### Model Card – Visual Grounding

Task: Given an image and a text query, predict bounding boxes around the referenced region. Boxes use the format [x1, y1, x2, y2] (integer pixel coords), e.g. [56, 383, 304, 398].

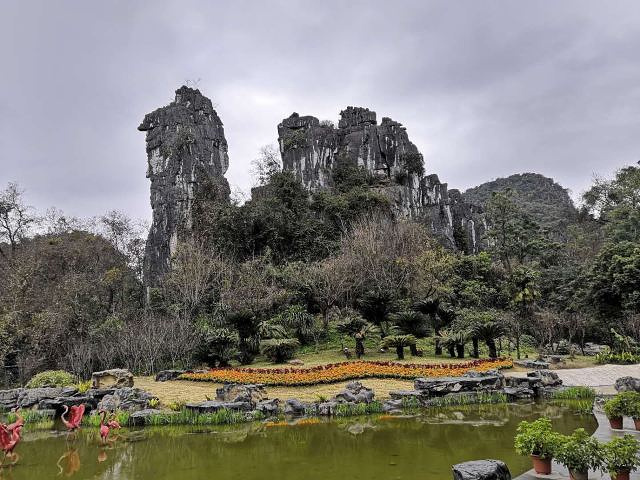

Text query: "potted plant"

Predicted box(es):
[604, 395, 626, 429]
[603, 435, 640, 480]
[622, 392, 640, 430]
[514, 418, 562, 474]
[555, 429, 603, 480]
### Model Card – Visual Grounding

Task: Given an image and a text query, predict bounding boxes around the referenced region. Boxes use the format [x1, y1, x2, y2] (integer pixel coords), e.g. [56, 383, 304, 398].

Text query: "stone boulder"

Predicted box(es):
[502, 386, 535, 401]
[0, 388, 24, 410]
[38, 395, 97, 415]
[382, 399, 404, 413]
[526, 370, 561, 387]
[17, 387, 76, 408]
[91, 369, 134, 389]
[284, 398, 309, 416]
[334, 381, 375, 404]
[615, 377, 640, 392]
[414, 375, 503, 396]
[514, 359, 550, 370]
[318, 400, 340, 416]
[255, 399, 280, 416]
[452, 460, 511, 480]
[129, 408, 165, 426]
[97, 388, 157, 412]
[154, 370, 185, 382]
[216, 384, 266, 408]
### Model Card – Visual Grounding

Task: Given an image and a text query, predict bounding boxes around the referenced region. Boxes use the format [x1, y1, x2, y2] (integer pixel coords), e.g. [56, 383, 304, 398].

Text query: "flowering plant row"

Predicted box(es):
[179, 358, 513, 386]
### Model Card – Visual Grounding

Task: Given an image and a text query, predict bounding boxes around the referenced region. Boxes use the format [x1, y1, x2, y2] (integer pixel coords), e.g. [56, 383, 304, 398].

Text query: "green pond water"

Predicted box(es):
[1, 402, 595, 480]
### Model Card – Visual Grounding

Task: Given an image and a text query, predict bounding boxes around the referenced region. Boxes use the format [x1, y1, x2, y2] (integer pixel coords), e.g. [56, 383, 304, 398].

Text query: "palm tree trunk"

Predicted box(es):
[409, 343, 418, 356]
[434, 337, 442, 356]
[472, 338, 479, 358]
[486, 339, 497, 359]
[396, 346, 405, 360]
[456, 343, 465, 358]
[447, 345, 456, 358]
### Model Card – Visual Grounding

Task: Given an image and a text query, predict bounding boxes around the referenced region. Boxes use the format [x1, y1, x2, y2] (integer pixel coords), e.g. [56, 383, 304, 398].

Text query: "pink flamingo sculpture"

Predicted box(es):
[61, 404, 85, 432]
[0, 424, 23, 466]
[99, 410, 110, 444]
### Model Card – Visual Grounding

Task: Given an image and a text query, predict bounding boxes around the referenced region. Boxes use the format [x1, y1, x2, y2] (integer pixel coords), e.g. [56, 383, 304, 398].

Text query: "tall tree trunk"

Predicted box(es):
[516, 335, 521, 360]
[434, 337, 442, 356]
[472, 338, 479, 358]
[486, 339, 497, 359]
[396, 346, 405, 360]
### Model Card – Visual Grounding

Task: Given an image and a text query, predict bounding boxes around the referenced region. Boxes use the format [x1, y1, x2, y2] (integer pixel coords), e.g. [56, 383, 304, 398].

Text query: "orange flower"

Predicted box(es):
[179, 358, 513, 386]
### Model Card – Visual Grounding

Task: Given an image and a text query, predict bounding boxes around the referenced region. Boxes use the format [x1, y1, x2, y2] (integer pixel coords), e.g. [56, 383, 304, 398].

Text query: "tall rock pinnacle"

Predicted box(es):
[139, 86, 230, 290]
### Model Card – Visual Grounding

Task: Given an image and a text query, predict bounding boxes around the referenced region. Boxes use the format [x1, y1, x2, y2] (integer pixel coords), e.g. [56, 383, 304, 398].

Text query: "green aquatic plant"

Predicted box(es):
[552, 387, 596, 400]
[4, 409, 54, 430]
[334, 401, 384, 417]
[427, 392, 507, 407]
[142, 408, 264, 426]
[82, 410, 131, 427]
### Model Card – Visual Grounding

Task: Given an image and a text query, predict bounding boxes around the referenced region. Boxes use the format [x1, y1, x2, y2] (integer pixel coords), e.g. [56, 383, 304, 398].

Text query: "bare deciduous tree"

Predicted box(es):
[0, 182, 37, 257]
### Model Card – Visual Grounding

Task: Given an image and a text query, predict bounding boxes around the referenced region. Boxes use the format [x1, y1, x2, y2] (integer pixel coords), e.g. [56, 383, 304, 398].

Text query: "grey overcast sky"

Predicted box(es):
[0, 1, 638, 221]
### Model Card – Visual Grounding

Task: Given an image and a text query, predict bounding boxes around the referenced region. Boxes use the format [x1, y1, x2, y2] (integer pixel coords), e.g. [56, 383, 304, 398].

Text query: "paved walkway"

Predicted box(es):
[509, 364, 640, 393]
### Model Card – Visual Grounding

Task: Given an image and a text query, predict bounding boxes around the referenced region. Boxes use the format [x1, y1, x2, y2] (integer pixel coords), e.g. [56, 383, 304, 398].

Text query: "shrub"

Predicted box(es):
[603, 435, 640, 474]
[555, 429, 603, 473]
[514, 418, 562, 459]
[595, 351, 640, 365]
[380, 335, 417, 360]
[196, 327, 238, 367]
[26, 370, 76, 388]
[75, 380, 92, 393]
[604, 392, 640, 419]
[261, 338, 300, 363]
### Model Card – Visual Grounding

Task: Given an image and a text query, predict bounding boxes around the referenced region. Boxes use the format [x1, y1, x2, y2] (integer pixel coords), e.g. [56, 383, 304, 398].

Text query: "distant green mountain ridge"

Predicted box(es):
[463, 172, 578, 238]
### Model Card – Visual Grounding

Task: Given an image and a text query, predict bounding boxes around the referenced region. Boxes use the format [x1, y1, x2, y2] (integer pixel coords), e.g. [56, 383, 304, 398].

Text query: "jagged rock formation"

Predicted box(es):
[278, 107, 485, 251]
[139, 86, 230, 289]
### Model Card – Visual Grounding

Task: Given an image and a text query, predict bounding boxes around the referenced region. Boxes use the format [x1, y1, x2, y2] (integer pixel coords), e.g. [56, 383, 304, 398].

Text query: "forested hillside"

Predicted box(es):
[464, 173, 578, 238]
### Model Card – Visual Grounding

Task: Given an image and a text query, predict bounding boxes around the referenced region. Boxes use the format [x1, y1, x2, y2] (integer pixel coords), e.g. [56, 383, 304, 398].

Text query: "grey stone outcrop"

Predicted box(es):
[452, 459, 511, 480]
[91, 369, 134, 389]
[615, 376, 640, 392]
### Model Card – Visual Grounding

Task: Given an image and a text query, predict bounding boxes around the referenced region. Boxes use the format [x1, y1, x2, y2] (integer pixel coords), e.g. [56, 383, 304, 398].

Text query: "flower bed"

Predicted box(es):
[179, 358, 513, 386]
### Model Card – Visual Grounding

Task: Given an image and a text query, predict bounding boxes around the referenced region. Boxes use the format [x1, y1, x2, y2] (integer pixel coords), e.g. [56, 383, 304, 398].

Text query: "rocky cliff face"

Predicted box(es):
[278, 107, 485, 252]
[139, 86, 230, 289]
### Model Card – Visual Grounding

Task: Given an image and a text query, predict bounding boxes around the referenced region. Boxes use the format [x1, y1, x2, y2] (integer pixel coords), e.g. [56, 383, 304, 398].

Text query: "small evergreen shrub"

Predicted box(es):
[555, 429, 603, 473]
[604, 392, 640, 419]
[26, 370, 76, 388]
[604, 435, 640, 474]
[261, 338, 300, 363]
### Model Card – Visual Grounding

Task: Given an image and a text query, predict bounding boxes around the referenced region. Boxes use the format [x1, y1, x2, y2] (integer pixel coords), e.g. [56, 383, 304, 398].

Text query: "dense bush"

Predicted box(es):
[261, 338, 300, 363]
[26, 370, 76, 388]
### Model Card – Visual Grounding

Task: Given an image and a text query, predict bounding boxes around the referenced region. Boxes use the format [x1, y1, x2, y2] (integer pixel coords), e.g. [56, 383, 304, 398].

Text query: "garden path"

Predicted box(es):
[508, 364, 640, 393]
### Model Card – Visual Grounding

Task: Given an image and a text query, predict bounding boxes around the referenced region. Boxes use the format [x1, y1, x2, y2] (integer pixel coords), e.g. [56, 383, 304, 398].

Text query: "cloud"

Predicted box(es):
[0, 0, 637, 219]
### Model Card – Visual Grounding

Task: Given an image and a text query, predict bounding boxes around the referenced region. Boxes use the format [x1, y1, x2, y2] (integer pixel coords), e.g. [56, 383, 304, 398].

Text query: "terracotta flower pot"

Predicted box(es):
[609, 416, 624, 429]
[634, 418, 640, 430]
[530, 454, 552, 475]
[613, 470, 630, 480]
[569, 469, 589, 480]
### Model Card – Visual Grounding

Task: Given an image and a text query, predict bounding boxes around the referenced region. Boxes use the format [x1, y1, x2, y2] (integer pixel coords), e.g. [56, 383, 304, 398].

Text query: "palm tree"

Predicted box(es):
[412, 299, 454, 355]
[381, 334, 417, 360]
[470, 321, 506, 358]
[336, 312, 377, 358]
[359, 290, 398, 337]
[439, 329, 468, 358]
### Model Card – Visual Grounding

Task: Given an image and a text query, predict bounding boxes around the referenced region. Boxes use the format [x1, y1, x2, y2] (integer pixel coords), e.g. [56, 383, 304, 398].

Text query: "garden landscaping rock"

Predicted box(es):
[502, 386, 534, 400]
[91, 369, 134, 389]
[614, 376, 640, 392]
[97, 388, 157, 412]
[129, 408, 164, 426]
[255, 399, 280, 416]
[155, 370, 185, 382]
[526, 369, 561, 387]
[216, 384, 266, 407]
[334, 381, 375, 403]
[38, 395, 97, 414]
[382, 399, 404, 413]
[0, 388, 24, 409]
[17, 387, 75, 408]
[284, 398, 309, 416]
[414, 374, 503, 396]
[318, 400, 340, 416]
[514, 359, 549, 370]
[452, 459, 511, 480]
